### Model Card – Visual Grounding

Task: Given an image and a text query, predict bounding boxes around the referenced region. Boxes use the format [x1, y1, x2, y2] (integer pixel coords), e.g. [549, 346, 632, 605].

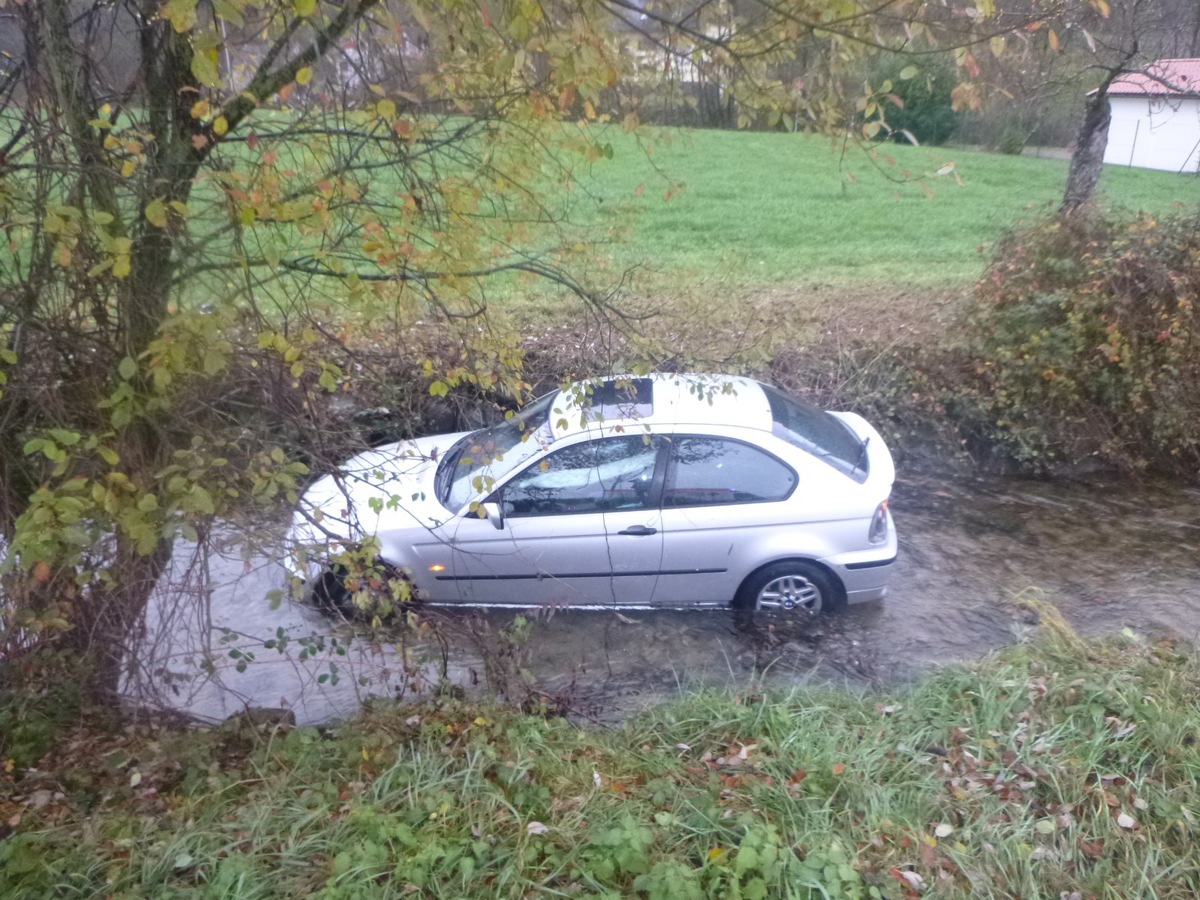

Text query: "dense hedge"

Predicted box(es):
[959, 212, 1200, 475]
[875, 59, 962, 146]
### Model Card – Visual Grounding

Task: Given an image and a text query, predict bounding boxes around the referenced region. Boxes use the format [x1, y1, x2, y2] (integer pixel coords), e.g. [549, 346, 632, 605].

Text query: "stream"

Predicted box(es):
[130, 469, 1200, 724]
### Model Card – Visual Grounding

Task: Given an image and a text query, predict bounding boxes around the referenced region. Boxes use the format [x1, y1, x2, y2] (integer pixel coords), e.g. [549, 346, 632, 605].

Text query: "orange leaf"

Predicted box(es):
[32, 561, 51, 583]
[832, 762, 847, 776]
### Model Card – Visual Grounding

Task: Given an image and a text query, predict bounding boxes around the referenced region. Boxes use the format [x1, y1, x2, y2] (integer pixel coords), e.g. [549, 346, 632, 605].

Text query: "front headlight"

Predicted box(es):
[868, 499, 889, 544]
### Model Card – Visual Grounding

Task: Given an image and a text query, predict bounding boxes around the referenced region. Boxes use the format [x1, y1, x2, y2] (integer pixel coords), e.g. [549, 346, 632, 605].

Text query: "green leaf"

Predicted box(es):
[192, 51, 220, 88]
[214, 0, 245, 27]
[118, 356, 138, 380]
[187, 484, 215, 515]
[48, 428, 81, 446]
[735, 845, 759, 876]
[161, 0, 198, 32]
[294, 0, 317, 16]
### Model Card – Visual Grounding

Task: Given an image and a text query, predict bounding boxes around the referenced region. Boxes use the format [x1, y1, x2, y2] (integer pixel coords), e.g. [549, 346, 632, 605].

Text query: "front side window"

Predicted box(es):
[663, 437, 796, 508]
[501, 436, 659, 517]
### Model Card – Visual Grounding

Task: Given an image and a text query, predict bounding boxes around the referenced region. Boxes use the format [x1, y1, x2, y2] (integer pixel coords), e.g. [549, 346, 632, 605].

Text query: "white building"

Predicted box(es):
[1103, 58, 1200, 173]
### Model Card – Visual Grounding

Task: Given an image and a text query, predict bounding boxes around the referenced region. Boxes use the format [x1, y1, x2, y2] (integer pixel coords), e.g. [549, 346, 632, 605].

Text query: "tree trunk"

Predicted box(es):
[57, 537, 174, 704]
[1061, 88, 1111, 215]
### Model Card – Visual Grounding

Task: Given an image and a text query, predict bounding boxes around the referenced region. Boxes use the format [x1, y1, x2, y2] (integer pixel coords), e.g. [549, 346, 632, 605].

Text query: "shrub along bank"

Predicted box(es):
[954, 212, 1200, 476]
[2, 603, 1199, 899]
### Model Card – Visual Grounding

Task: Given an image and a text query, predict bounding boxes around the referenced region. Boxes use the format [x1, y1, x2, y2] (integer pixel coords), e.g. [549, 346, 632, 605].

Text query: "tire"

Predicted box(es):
[735, 561, 845, 614]
[311, 564, 354, 616]
[310, 562, 414, 620]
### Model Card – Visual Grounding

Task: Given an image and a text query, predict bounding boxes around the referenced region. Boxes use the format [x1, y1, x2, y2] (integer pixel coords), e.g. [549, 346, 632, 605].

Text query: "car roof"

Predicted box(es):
[548, 373, 773, 437]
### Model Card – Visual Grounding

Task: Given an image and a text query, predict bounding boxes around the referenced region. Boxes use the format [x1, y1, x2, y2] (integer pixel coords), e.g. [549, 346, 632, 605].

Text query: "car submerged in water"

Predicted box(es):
[287, 373, 896, 616]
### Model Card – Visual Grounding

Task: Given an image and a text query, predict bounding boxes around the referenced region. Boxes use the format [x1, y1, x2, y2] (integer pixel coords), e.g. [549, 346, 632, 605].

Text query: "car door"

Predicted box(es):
[652, 435, 799, 606]
[443, 435, 665, 606]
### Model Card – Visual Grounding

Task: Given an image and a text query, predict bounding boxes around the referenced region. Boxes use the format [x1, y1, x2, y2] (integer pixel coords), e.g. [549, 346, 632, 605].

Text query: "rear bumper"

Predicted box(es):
[838, 555, 895, 603]
[824, 521, 897, 605]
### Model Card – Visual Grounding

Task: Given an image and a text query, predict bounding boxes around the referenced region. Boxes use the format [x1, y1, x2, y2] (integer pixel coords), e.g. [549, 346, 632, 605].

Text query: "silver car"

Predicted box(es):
[288, 373, 896, 615]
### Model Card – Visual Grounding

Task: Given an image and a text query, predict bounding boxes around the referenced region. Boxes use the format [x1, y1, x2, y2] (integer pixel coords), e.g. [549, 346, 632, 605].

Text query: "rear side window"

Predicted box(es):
[761, 385, 868, 482]
[663, 437, 795, 508]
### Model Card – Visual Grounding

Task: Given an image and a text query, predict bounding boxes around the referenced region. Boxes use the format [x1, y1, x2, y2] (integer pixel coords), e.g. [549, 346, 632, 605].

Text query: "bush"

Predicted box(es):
[960, 212, 1200, 474]
[874, 59, 962, 146]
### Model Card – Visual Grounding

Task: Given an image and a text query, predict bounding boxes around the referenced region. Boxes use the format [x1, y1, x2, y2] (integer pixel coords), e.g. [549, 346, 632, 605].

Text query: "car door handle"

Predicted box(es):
[618, 525, 657, 536]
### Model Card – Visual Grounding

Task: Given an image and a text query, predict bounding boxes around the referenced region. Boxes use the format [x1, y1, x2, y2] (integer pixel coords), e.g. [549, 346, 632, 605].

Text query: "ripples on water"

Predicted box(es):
[129, 472, 1200, 724]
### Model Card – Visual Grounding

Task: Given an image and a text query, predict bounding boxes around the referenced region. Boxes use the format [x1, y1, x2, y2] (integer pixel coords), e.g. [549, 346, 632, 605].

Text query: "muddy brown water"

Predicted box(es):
[131, 470, 1200, 724]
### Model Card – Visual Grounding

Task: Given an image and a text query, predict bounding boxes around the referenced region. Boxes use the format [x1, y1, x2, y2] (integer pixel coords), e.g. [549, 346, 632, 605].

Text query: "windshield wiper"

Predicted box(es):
[853, 436, 870, 478]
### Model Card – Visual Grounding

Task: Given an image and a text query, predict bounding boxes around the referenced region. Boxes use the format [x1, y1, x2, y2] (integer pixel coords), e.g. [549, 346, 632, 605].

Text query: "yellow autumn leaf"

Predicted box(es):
[121, 160, 137, 178]
[296, 66, 313, 86]
[213, 116, 229, 136]
[191, 99, 211, 119]
[377, 98, 396, 119]
[145, 198, 168, 228]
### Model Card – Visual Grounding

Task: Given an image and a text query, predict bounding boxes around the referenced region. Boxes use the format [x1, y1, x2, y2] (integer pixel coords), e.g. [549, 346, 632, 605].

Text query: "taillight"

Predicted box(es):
[868, 499, 889, 544]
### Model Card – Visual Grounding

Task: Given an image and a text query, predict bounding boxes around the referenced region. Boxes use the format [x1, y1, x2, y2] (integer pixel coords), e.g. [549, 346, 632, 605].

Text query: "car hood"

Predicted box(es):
[292, 431, 471, 548]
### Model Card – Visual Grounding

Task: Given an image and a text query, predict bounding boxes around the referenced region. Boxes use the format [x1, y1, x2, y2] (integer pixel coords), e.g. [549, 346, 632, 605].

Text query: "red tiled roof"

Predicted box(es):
[1109, 59, 1200, 96]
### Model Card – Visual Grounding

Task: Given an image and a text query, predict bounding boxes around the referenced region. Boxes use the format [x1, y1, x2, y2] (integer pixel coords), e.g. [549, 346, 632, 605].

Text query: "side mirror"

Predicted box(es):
[481, 501, 505, 530]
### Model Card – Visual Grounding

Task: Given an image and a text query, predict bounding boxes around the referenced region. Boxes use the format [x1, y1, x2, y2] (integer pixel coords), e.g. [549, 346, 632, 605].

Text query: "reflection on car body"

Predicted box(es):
[287, 373, 897, 615]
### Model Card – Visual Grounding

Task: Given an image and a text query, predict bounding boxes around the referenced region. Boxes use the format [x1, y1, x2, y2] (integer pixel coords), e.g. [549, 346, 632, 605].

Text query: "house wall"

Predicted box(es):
[1104, 95, 1200, 173]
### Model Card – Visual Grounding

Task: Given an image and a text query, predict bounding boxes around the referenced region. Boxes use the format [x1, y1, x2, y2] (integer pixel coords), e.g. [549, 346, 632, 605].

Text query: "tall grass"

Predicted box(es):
[5, 602, 1199, 898]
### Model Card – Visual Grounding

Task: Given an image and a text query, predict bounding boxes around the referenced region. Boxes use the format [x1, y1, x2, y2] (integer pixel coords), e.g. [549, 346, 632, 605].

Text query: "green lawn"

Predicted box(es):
[569, 127, 1200, 288]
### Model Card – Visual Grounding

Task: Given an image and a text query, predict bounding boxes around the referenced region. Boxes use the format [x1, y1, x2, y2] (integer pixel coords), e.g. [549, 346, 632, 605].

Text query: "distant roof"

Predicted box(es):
[1109, 59, 1200, 97]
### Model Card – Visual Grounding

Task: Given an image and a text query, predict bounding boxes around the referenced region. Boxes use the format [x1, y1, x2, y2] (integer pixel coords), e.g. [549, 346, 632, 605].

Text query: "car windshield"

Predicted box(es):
[762, 385, 868, 482]
[435, 391, 557, 511]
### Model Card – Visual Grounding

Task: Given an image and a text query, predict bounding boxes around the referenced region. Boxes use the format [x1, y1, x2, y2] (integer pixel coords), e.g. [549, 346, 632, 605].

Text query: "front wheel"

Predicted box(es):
[735, 561, 844, 614]
[308, 561, 415, 621]
[311, 564, 354, 616]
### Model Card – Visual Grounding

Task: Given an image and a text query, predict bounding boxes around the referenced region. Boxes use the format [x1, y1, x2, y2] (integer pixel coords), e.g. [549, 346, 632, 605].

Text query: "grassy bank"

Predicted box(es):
[4, 604, 1199, 899]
